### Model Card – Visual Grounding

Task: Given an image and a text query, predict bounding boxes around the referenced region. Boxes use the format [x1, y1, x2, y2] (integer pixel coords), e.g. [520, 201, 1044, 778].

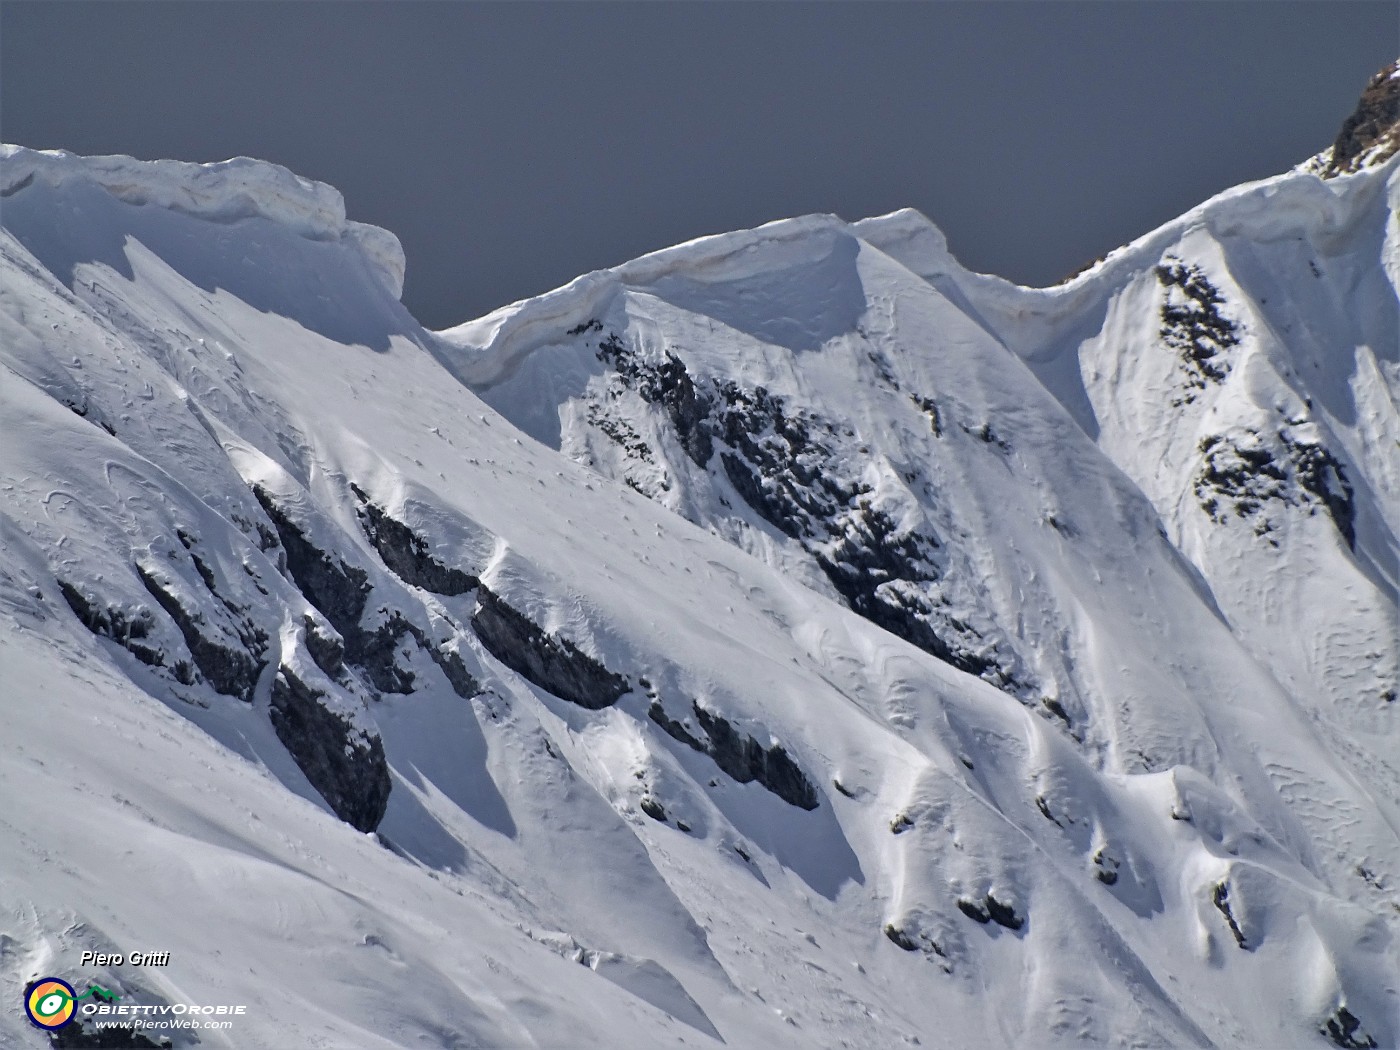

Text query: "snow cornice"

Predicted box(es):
[0, 144, 406, 299]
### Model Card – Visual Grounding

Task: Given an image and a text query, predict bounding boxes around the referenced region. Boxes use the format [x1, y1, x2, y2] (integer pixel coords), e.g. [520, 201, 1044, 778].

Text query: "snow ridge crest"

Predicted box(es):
[0, 144, 406, 298]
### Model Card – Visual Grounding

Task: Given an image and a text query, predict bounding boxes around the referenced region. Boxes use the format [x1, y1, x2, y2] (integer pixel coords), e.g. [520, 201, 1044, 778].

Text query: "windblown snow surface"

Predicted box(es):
[2, 99, 1397, 1050]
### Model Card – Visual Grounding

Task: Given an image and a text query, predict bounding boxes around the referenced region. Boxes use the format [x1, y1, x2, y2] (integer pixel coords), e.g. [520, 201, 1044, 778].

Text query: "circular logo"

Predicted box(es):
[25, 978, 77, 1030]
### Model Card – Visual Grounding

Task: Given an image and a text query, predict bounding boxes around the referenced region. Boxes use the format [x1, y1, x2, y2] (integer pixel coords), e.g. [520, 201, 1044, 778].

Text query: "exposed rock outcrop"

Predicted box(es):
[597, 334, 715, 468]
[588, 332, 1032, 696]
[302, 613, 345, 678]
[957, 894, 1025, 931]
[649, 700, 818, 810]
[471, 586, 627, 709]
[881, 921, 951, 971]
[1155, 258, 1239, 401]
[269, 665, 391, 832]
[1286, 432, 1355, 549]
[639, 797, 668, 823]
[134, 565, 266, 701]
[1092, 847, 1121, 886]
[252, 486, 371, 638]
[350, 484, 478, 595]
[428, 642, 482, 699]
[1321, 1005, 1379, 1049]
[348, 610, 418, 694]
[56, 580, 168, 672]
[1195, 427, 1355, 549]
[883, 923, 920, 951]
[1314, 59, 1400, 178]
[251, 486, 419, 694]
[1211, 881, 1247, 949]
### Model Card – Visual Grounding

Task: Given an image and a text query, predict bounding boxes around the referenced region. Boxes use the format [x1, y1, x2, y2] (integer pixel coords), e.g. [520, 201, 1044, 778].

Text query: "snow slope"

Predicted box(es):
[2, 105, 1397, 1050]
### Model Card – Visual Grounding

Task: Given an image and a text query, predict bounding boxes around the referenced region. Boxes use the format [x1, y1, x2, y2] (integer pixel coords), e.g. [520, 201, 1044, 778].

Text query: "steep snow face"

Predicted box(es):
[3, 139, 1398, 1050]
[437, 151, 1398, 1048]
[858, 158, 1400, 779]
[439, 156, 1398, 761]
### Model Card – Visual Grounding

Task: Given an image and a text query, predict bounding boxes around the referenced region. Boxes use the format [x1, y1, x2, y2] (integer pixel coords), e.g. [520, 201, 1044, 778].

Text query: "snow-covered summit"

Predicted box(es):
[441, 213, 863, 385]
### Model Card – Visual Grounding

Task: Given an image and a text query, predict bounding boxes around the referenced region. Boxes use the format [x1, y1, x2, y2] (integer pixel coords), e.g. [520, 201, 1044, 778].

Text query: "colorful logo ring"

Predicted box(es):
[26, 977, 78, 1030]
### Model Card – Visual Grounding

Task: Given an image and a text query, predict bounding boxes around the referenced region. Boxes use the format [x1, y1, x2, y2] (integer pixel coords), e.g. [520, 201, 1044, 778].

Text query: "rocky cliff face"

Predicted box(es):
[270, 664, 392, 832]
[1311, 59, 1400, 177]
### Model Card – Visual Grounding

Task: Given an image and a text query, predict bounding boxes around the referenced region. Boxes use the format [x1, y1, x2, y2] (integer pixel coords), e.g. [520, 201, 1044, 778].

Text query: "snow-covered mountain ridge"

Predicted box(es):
[441, 130, 1397, 753]
[2, 65, 1397, 1050]
[0, 144, 407, 297]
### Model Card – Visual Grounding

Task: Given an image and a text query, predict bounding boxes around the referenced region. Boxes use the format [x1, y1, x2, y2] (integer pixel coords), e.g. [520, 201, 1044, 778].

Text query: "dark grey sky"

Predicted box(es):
[2, 3, 1394, 329]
